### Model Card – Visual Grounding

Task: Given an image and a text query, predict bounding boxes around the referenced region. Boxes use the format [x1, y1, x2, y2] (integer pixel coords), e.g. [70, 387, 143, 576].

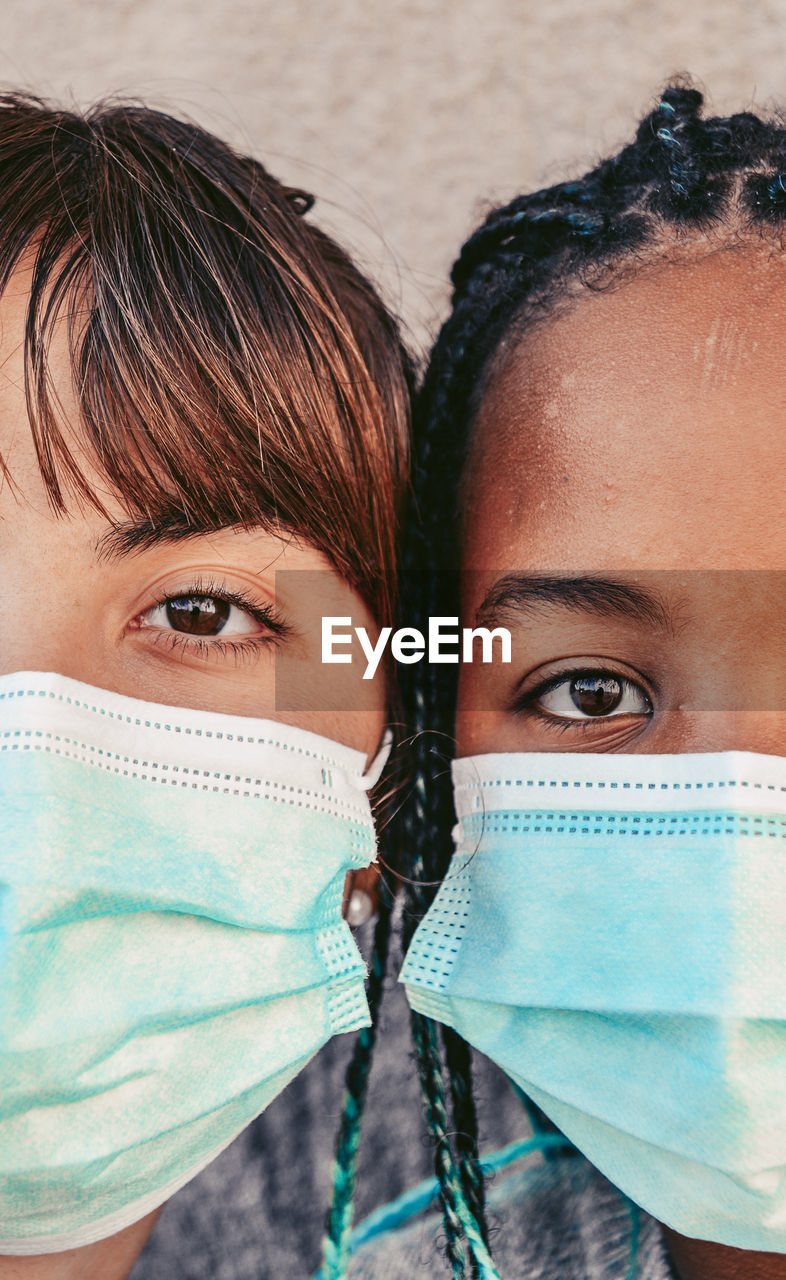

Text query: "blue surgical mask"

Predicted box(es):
[401, 749, 786, 1253]
[0, 671, 387, 1255]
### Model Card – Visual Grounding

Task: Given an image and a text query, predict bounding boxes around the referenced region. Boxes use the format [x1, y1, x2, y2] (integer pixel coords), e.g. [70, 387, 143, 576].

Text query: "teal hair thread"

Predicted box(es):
[622, 1191, 641, 1280]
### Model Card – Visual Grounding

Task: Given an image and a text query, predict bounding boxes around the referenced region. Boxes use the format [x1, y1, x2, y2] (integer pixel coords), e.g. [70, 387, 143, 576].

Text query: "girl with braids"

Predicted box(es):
[342, 82, 786, 1280]
[0, 91, 412, 1280]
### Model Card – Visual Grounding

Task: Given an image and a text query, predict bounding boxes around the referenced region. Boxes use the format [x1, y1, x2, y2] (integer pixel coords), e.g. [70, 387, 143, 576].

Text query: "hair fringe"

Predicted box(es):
[0, 90, 411, 626]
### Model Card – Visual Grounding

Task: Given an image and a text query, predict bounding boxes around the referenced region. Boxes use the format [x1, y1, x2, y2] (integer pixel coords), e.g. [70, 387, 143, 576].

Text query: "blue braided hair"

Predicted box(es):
[399, 79, 786, 1274]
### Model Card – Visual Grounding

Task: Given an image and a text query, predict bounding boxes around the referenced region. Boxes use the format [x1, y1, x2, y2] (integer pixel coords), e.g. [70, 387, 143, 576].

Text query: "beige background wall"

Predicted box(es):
[5, 0, 786, 353]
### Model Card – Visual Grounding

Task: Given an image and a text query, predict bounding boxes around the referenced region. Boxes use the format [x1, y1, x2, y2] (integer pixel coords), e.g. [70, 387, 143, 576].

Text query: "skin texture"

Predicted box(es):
[456, 246, 786, 1280]
[0, 267, 385, 1278]
[0, 1218, 161, 1280]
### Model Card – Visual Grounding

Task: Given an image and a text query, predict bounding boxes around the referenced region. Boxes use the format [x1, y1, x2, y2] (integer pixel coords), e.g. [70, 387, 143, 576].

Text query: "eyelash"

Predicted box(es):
[135, 578, 290, 664]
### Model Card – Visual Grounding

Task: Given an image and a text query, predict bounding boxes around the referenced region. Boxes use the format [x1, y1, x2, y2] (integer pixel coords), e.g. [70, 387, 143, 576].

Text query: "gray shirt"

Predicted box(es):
[348, 1153, 677, 1279]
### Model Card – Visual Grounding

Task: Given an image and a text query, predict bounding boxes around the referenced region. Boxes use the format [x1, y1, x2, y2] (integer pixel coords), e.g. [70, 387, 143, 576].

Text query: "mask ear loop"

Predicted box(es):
[357, 728, 394, 791]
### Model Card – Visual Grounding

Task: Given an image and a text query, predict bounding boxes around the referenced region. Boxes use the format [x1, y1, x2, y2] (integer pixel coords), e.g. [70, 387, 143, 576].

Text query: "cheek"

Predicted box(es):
[0, 516, 113, 680]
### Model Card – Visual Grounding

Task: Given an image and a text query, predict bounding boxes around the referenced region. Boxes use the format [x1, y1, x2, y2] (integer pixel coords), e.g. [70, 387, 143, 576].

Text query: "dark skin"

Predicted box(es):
[456, 246, 786, 1280]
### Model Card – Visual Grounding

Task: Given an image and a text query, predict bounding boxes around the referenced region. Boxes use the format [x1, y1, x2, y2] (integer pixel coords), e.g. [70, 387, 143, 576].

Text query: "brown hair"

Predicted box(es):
[0, 92, 410, 625]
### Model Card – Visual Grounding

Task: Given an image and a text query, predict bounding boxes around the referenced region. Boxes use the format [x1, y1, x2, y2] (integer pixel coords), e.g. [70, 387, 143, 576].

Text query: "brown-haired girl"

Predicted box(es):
[0, 92, 409, 1280]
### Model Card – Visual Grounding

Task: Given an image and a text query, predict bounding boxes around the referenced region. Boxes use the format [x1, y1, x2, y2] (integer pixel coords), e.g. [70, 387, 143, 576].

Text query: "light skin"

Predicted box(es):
[0, 269, 385, 1279]
[456, 246, 786, 1280]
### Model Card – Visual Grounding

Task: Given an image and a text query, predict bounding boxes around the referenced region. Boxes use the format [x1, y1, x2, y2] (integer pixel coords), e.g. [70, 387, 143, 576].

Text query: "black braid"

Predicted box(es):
[443, 1026, 488, 1255]
[397, 576, 486, 1277]
[400, 79, 786, 1273]
[321, 880, 395, 1279]
[410, 1011, 470, 1277]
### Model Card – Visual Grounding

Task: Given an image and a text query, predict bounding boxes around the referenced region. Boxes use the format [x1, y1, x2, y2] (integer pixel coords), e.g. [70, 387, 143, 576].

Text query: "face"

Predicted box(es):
[457, 247, 786, 759]
[0, 268, 385, 762]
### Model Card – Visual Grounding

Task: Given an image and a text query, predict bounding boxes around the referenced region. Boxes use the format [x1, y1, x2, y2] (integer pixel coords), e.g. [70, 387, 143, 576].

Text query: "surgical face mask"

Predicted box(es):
[0, 671, 387, 1255]
[401, 749, 786, 1253]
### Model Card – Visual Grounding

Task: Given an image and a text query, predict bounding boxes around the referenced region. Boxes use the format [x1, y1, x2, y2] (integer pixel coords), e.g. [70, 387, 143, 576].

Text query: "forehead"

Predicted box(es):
[464, 247, 786, 573]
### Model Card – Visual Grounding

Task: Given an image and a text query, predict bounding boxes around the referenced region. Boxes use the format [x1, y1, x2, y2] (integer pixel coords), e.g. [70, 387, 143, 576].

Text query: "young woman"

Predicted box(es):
[347, 84, 786, 1280]
[0, 93, 410, 1280]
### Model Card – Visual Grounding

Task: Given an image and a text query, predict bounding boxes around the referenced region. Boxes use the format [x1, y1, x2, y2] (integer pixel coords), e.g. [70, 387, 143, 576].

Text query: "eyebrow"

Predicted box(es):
[93, 517, 231, 562]
[475, 574, 676, 632]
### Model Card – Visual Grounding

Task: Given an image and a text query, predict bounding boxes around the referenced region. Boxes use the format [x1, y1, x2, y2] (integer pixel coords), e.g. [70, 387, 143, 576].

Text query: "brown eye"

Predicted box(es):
[164, 595, 230, 636]
[534, 671, 652, 721]
[570, 675, 622, 716]
[137, 592, 262, 643]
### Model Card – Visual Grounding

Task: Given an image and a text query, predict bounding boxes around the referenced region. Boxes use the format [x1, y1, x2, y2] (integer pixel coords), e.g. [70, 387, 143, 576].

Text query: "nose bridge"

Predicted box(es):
[692, 654, 786, 715]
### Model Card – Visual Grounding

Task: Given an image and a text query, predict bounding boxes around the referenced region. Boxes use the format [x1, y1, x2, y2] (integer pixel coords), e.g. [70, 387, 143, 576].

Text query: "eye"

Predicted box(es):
[131, 581, 290, 660]
[143, 594, 260, 638]
[536, 671, 652, 721]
